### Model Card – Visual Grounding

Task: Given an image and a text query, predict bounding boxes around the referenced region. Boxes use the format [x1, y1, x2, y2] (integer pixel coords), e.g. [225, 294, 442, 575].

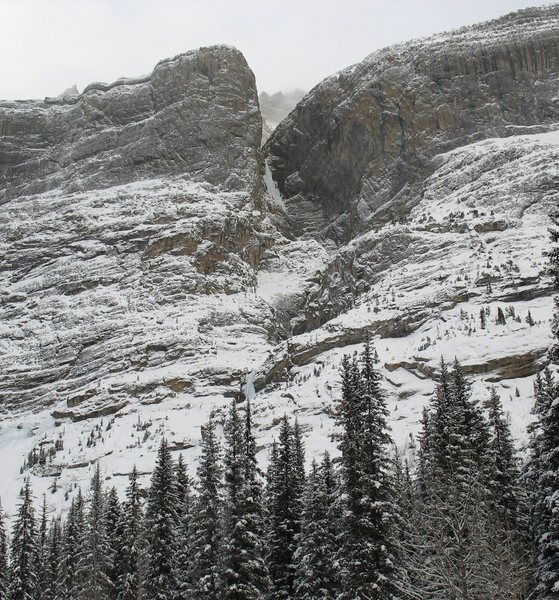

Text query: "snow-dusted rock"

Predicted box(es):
[0, 45, 275, 417]
[1, 9, 558, 519]
[264, 5, 559, 243]
[0, 45, 261, 200]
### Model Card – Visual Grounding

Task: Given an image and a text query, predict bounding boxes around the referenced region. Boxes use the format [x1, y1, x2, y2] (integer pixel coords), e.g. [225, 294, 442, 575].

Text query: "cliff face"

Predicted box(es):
[0, 46, 261, 200]
[264, 6, 559, 243]
[1, 9, 558, 517]
[0, 46, 276, 414]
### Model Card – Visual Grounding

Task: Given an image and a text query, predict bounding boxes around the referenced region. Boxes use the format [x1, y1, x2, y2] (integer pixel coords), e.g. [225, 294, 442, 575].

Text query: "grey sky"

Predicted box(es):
[1, 0, 556, 100]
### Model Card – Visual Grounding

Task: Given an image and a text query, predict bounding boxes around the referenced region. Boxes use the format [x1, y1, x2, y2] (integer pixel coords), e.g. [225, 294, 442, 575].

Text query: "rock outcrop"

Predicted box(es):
[1, 46, 261, 201]
[0, 46, 275, 414]
[264, 5, 559, 243]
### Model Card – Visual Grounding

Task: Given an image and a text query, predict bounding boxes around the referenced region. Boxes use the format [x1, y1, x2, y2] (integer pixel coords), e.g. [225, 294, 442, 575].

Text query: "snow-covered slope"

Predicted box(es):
[1, 126, 555, 519]
[1, 8, 558, 519]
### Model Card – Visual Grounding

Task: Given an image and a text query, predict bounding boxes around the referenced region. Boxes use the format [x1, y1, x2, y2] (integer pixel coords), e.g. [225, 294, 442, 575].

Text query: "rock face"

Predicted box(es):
[0, 46, 261, 200]
[0, 46, 275, 415]
[0, 10, 558, 517]
[264, 5, 559, 243]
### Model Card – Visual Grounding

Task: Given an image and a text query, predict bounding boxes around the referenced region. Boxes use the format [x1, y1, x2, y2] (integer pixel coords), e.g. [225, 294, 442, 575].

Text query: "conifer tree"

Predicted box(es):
[222, 400, 270, 600]
[485, 387, 521, 525]
[391, 447, 413, 545]
[266, 416, 304, 599]
[333, 342, 398, 600]
[188, 419, 223, 600]
[484, 388, 532, 598]
[9, 479, 39, 600]
[174, 454, 193, 600]
[292, 419, 306, 498]
[549, 209, 559, 365]
[104, 486, 124, 599]
[496, 306, 507, 325]
[78, 464, 113, 600]
[58, 490, 85, 600]
[293, 454, 338, 600]
[526, 210, 559, 595]
[37, 495, 49, 598]
[43, 518, 62, 600]
[409, 359, 532, 599]
[526, 368, 559, 598]
[118, 466, 144, 600]
[144, 439, 179, 600]
[175, 453, 192, 519]
[0, 500, 8, 600]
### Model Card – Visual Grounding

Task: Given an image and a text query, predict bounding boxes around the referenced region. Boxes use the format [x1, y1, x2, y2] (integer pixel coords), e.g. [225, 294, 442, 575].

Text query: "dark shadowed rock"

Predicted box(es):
[264, 6, 559, 244]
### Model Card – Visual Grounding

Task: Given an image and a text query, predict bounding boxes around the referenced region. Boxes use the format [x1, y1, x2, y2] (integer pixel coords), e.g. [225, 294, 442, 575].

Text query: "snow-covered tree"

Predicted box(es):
[485, 387, 521, 526]
[222, 400, 270, 600]
[43, 518, 62, 600]
[293, 454, 338, 600]
[266, 415, 304, 599]
[9, 479, 39, 600]
[144, 439, 179, 600]
[104, 486, 124, 599]
[77, 464, 113, 600]
[174, 453, 193, 600]
[188, 419, 223, 600]
[549, 210, 559, 365]
[37, 495, 49, 598]
[526, 368, 559, 598]
[333, 342, 398, 600]
[0, 500, 8, 600]
[58, 490, 85, 599]
[408, 359, 531, 599]
[118, 466, 144, 600]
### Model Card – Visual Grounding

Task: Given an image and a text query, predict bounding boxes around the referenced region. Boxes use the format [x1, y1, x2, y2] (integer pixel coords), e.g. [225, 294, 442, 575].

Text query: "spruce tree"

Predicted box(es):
[0, 500, 8, 600]
[78, 464, 113, 600]
[409, 359, 531, 599]
[266, 416, 303, 599]
[37, 495, 49, 598]
[104, 486, 124, 599]
[526, 368, 559, 598]
[188, 419, 223, 600]
[222, 400, 270, 600]
[58, 490, 85, 600]
[549, 209, 559, 365]
[43, 518, 62, 600]
[9, 479, 39, 600]
[118, 466, 144, 600]
[484, 387, 532, 598]
[496, 306, 507, 325]
[144, 439, 179, 600]
[174, 453, 193, 600]
[333, 342, 398, 600]
[485, 387, 521, 525]
[292, 419, 306, 498]
[293, 455, 338, 600]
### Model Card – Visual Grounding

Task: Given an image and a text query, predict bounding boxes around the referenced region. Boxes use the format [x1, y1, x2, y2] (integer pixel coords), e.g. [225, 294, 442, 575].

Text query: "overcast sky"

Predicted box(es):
[1, 0, 556, 100]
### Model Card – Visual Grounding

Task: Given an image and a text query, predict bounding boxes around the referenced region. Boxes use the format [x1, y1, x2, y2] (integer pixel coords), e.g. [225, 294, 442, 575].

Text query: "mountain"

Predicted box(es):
[259, 89, 306, 141]
[0, 7, 558, 516]
[265, 5, 559, 243]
